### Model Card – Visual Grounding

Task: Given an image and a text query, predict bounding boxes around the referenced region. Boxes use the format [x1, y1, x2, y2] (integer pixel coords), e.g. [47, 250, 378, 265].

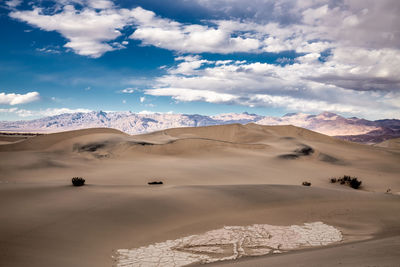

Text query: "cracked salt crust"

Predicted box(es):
[115, 222, 342, 267]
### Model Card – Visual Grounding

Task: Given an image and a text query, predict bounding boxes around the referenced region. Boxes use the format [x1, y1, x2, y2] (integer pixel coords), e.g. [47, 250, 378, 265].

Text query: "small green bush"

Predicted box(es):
[72, 177, 85, 186]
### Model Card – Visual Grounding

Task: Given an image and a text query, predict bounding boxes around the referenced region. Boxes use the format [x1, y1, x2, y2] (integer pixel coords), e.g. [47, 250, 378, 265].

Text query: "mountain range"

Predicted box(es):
[1, 111, 399, 144]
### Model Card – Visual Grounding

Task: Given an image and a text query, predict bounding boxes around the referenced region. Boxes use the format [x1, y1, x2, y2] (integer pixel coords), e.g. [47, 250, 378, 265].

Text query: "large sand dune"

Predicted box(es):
[0, 124, 399, 266]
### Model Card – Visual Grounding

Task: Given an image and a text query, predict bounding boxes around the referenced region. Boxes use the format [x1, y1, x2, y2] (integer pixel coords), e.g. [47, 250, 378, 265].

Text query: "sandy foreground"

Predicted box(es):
[0, 124, 399, 266]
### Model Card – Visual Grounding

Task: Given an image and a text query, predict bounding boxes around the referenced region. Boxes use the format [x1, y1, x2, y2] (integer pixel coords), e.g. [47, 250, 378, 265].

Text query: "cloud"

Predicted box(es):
[144, 55, 400, 119]
[146, 88, 238, 104]
[305, 47, 400, 91]
[87, 0, 114, 9]
[5, 0, 22, 8]
[0, 107, 92, 117]
[7, 4, 336, 57]
[137, 110, 156, 115]
[170, 55, 211, 75]
[193, 0, 400, 50]
[250, 94, 364, 114]
[9, 2, 400, 59]
[128, 2, 399, 55]
[10, 4, 137, 58]
[120, 88, 135, 93]
[0, 91, 40, 105]
[36, 46, 61, 54]
[130, 8, 261, 54]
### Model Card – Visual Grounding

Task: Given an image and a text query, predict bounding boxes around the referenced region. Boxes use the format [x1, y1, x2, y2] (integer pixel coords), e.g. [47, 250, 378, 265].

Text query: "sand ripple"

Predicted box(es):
[115, 222, 342, 267]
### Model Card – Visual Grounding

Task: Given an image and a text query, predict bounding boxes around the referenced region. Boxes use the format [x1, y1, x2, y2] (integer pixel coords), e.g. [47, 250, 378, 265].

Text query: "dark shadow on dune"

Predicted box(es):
[74, 143, 106, 152]
[318, 153, 346, 165]
[278, 154, 299, 159]
[72, 143, 112, 159]
[129, 141, 155, 146]
[79, 143, 105, 152]
[280, 136, 295, 140]
[22, 159, 66, 169]
[278, 144, 314, 160]
[94, 154, 110, 159]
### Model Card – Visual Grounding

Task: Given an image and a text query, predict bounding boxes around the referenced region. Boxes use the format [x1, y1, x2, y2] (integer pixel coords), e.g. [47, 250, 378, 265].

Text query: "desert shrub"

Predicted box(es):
[338, 175, 349, 184]
[302, 181, 311, 186]
[148, 181, 163, 185]
[296, 146, 314, 156]
[72, 177, 85, 186]
[342, 175, 351, 182]
[349, 178, 362, 189]
[331, 175, 362, 189]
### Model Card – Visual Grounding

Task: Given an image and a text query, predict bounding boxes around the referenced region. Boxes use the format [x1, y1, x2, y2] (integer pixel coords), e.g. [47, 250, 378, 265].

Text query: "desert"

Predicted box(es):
[0, 124, 399, 266]
[1, 0, 400, 265]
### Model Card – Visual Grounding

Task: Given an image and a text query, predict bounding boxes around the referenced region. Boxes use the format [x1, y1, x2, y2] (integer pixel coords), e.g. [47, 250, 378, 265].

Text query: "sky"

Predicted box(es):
[0, 0, 399, 121]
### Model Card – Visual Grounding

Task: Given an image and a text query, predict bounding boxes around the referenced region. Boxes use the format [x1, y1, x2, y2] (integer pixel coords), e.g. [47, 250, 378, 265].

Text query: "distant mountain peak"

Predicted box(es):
[97, 110, 107, 116]
[318, 111, 338, 117]
[283, 112, 298, 117]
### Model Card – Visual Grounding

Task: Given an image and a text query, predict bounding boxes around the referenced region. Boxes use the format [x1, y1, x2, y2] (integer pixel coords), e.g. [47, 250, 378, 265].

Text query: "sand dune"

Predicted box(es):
[0, 124, 399, 266]
[375, 137, 400, 150]
[0, 128, 125, 151]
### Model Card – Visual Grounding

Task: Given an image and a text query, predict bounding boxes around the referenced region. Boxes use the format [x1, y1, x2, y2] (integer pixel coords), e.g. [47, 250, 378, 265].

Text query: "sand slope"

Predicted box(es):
[0, 124, 399, 266]
[0, 128, 125, 151]
[375, 137, 400, 150]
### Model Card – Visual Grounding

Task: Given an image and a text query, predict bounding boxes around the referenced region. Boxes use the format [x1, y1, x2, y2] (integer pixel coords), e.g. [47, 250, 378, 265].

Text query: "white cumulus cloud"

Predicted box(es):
[10, 4, 137, 58]
[0, 91, 40, 105]
[147, 87, 239, 103]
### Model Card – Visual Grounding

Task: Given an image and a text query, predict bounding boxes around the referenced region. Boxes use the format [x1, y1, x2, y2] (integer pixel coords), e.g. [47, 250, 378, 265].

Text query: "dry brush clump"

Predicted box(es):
[330, 175, 362, 189]
[148, 181, 163, 185]
[72, 177, 85, 186]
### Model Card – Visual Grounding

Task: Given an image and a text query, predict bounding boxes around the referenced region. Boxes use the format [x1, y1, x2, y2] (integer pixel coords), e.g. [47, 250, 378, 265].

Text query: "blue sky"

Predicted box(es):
[1, 0, 399, 121]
